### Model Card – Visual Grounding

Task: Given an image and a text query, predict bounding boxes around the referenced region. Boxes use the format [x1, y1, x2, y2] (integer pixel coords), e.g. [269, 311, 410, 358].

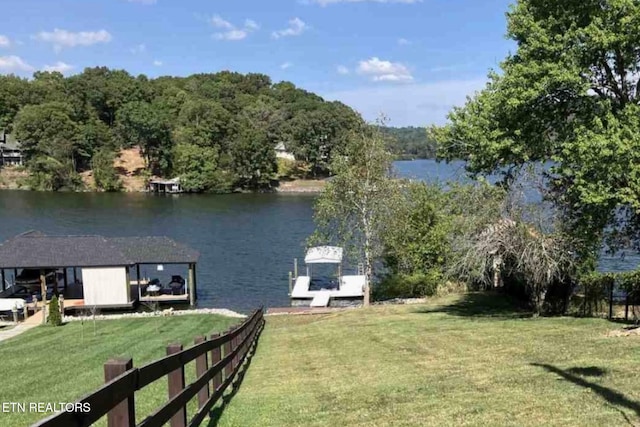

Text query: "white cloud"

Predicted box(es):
[272, 18, 308, 39]
[153, 60, 163, 66]
[33, 29, 112, 51]
[244, 19, 260, 31]
[336, 65, 349, 75]
[127, 0, 157, 4]
[280, 62, 293, 70]
[357, 57, 413, 82]
[309, 0, 421, 5]
[211, 15, 259, 41]
[323, 78, 487, 126]
[0, 35, 11, 48]
[211, 15, 235, 30]
[397, 38, 410, 45]
[0, 55, 34, 73]
[215, 30, 250, 41]
[130, 43, 146, 54]
[42, 61, 74, 74]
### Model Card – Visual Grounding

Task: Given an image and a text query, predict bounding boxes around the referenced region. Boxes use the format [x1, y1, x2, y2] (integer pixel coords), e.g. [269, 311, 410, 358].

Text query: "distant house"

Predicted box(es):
[0, 132, 24, 167]
[275, 142, 295, 161]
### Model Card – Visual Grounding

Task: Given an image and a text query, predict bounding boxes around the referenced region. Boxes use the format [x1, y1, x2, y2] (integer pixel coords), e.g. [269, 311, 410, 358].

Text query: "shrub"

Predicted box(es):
[48, 296, 62, 327]
[374, 271, 441, 301]
[579, 272, 614, 316]
[277, 158, 296, 179]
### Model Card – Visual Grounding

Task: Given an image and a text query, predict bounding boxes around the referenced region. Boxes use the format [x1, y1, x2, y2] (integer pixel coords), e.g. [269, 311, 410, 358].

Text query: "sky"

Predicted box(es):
[0, 0, 515, 127]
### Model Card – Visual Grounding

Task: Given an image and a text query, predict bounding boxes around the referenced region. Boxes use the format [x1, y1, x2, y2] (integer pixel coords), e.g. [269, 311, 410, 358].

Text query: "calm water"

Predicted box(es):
[0, 160, 634, 312]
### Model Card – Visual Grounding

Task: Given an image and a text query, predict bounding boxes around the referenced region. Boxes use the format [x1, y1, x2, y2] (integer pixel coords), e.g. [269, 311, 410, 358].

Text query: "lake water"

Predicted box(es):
[0, 160, 635, 312]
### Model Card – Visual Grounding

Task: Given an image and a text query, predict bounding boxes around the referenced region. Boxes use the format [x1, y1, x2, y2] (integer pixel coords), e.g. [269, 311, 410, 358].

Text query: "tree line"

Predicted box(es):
[0, 68, 363, 191]
[379, 126, 437, 159]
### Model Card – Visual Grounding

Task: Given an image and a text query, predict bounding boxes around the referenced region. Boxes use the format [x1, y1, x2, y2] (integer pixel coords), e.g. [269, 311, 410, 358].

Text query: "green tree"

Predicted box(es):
[312, 122, 401, 306]
[383, 182, 451, 276]
[76, 118, 114, 170]
[116, 101, 173, 174]
[173, 143, 232, 192]
[92, 149, 122, 191]
[13, 102, 80, 161]
[48, 296, 63, 326]
[13, 102, 85, 190]
[0, 75, 31, 130]
[230, 124, 277, 189]
[432, 0, 640, 261]
[174, 99, 234, 148]
[30, 71, 67, 105]
[26, 156, 81, 191]
[69, 67, 145, 126]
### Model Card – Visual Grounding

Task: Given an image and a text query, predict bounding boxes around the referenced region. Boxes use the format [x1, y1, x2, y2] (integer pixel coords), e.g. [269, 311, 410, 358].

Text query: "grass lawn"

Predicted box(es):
[216, 293, 640, 427]
[0, 313, 239, 426]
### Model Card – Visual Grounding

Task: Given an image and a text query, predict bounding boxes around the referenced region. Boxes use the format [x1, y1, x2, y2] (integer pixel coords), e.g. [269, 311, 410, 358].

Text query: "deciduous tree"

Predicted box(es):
[432, 0, 640, 261]
[312, 121, 400, 306]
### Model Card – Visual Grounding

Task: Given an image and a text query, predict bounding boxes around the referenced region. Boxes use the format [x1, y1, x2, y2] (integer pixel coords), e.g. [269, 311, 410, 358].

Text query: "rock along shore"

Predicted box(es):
[62, 307, 247, 322]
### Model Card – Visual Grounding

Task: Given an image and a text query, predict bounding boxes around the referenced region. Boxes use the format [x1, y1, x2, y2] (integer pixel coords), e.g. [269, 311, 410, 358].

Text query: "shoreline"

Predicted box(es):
[0, 177, 327, 194]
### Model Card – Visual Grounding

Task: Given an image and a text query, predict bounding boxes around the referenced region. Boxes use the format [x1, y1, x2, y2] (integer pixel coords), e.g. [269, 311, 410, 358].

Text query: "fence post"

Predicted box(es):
[104, 358, 135, 427]
[223, 328, 233, 380]
[609, 281, 614, 319]
[194, 336, 209, 409]
[167, 343, 187, 427]
[233, 328, 240, 371]
[238, 328, 244, 361]
[210, 333, 222, 392]
[625, 295, 630, 321]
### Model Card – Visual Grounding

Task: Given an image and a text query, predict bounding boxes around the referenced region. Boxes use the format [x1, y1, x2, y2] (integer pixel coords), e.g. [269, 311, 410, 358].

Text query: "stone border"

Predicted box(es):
[62, 307, 246, 322]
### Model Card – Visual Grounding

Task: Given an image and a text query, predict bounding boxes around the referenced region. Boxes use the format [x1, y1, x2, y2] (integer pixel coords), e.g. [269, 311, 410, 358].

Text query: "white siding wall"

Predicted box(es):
[82, 267, 129, 306]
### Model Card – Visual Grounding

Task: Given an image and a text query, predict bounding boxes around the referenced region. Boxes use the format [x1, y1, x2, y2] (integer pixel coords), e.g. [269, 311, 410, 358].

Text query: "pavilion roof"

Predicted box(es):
[0, 231, 199, 269]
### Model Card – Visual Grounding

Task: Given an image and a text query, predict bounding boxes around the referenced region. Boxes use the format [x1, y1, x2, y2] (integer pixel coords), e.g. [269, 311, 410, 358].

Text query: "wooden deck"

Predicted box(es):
[139, 293, 189, 303]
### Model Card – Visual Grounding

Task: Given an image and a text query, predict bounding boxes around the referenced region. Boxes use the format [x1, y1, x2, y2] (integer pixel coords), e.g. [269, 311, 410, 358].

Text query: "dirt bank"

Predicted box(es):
[276, 179, 326, 193]
[0, 167, 29, 190]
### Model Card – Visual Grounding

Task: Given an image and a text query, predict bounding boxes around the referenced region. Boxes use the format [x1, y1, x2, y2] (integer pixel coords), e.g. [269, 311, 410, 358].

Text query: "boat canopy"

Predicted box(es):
[304, 246, 343, 264]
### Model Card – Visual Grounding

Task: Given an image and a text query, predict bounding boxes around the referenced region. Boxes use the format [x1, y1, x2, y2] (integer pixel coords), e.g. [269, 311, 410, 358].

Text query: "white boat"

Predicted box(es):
[289, 246, 365, 308]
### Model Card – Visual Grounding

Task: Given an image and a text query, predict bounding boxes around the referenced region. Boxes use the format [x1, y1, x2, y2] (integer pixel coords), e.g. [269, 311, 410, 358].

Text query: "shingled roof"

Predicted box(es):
[0, 232, 199, 269]
[109, 236, 200, 264]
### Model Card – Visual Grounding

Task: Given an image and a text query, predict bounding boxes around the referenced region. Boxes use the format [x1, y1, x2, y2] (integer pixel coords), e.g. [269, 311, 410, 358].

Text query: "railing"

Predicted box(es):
[32, 308, 265, 427]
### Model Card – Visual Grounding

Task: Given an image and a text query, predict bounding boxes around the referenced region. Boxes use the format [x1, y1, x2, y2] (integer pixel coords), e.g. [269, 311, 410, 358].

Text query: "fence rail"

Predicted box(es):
[32, 307, 265, 427]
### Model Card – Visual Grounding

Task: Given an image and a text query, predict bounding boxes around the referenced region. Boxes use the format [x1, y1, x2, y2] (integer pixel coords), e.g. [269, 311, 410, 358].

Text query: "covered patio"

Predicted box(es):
[0, 231, 200, 323]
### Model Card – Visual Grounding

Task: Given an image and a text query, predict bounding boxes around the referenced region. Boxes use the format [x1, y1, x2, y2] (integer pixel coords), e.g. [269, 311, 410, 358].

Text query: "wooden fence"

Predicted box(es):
[32, 308, 265, 427]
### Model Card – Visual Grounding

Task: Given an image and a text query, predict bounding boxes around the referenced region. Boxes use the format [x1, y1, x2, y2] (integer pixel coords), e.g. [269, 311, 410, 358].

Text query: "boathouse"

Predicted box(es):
[149, 177, 183, 193]
[0, 231, 200, 315]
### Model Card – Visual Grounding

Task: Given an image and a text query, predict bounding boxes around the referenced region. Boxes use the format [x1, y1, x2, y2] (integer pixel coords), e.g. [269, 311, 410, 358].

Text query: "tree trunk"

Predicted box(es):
[362, 217, 373, 307]
[533, 286, 547, 316]
[364, 257, 373, 307]
[363, 228, 373, 307]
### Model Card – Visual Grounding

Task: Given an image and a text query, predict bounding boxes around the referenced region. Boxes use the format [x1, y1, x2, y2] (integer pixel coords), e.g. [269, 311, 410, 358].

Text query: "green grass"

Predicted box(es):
[0, 314, 239, 426]
[216, 293, 640, 427]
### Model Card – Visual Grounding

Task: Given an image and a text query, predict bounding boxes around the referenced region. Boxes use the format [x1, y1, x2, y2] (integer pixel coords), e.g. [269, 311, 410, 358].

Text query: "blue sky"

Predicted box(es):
[0, 0, 514, 126]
